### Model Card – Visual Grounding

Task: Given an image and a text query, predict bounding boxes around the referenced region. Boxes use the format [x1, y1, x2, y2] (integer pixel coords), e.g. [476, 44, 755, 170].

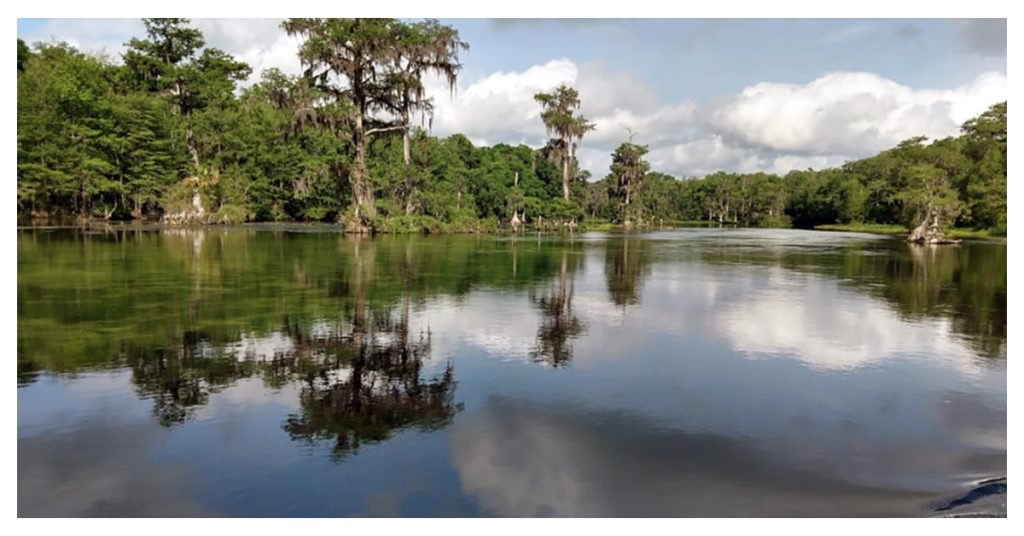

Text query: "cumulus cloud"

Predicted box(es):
[194, 18, 302, 79]
[427, 59, 700, 176]
[651, 135, 763, 176]
[425, 55, 1005, 178]
[708, 70, 1007, 158]
[428, 58, 578, 147]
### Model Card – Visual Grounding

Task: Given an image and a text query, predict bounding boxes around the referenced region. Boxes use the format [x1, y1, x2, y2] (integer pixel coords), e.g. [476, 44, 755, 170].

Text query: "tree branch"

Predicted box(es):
[365, 125, 406, 136]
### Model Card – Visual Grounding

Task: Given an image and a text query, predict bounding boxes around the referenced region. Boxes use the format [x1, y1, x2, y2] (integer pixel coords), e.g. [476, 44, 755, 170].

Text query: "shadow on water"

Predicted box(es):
[933, 478, 1006, 516]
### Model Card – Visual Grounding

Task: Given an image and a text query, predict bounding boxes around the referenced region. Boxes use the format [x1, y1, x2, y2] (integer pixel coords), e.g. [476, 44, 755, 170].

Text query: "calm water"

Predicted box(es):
[17, 226, 1006, 517]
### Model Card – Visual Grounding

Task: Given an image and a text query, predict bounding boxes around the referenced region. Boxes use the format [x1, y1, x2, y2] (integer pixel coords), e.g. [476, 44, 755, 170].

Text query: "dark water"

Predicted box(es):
[17, 226, 1006, 517]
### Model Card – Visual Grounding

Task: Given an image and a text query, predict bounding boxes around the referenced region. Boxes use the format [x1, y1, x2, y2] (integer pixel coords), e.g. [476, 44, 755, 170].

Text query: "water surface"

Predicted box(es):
[17, 227, 1007, 517]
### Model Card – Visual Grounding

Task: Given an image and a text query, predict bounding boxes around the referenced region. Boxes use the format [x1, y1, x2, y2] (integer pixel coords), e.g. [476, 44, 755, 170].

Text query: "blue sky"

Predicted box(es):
[439, 19, 1005, 102]
[17, 18, 1007, 178]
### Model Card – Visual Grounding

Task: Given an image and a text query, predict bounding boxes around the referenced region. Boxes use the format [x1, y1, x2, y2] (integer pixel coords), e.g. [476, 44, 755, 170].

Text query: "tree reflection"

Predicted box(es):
[127, 304, 457, 449]
[604, 237, 652, 308]
[901, 244, 1006, 358]
[18, 228, 582, 377]
[529, 250, 585, 366]
[695, 237, 1006, 360]
[130, 331, 256, 427]
[283, 311, 456, 459]
[122, 233, 459, 457]
[812, 240, 1005, 360]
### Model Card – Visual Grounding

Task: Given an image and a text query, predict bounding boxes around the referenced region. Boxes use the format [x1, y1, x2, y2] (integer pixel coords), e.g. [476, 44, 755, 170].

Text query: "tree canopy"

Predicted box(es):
[15, 20, 1007, 237]
[534, 84, 595, 203]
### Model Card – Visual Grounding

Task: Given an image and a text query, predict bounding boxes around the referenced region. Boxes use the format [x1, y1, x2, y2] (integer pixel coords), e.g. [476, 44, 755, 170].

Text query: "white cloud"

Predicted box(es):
[767, 154, 849, 175]
[193, 18, 302, 81]
[651, 135, 763, 177]
[708, 70, 1008, 157]
[428, 59, 1004, 179]
[575, 60, 662, 116]
[426, 59, 700, 176]
[428, 58, 578, 146]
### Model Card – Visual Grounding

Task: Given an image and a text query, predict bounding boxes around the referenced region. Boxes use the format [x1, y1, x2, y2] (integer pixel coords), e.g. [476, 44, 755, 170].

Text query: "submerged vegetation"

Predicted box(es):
[17, 19, 1007, 238]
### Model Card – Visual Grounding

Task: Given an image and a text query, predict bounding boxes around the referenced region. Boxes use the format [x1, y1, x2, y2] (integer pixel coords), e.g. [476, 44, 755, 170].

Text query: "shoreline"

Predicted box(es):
[814, 223, 1007, 241]
[17, 221, 1008, 242]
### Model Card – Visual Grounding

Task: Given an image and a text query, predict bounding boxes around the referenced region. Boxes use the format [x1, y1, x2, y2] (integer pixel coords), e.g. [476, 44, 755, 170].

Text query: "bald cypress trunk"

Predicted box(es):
[562, 147, 570, 200]
[403, 108, 413, 215]
[349, 107, 375, 232]
[907, 204, 959, 244]
[186, 123, 199, 168]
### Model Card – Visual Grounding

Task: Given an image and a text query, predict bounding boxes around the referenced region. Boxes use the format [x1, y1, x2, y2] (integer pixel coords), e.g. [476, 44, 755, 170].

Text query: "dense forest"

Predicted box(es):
[16, 18, 1007, 236]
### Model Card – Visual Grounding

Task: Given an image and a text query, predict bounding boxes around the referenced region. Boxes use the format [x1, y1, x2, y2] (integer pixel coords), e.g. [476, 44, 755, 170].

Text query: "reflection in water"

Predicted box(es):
[454, 397, 913, 516]
[529, 250, 585, 366]
[19, 228, 1004, 377]
[17, 227, 1006, 517]
[118, 235, 461, 455]
[131, 341, 255, 427]
[283, 312, 456, 459]
[451, 396, 1001, 517]
[691, 232, 1006, 361]
[902, 244, 1006, 359]
[717, 268, 983, 371]
[604, 237, 652, 308]
[19, 414, 214, 517]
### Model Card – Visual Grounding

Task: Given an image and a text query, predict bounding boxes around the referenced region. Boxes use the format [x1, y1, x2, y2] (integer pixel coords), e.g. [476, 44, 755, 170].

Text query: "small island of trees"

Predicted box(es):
[17, 19, 1007, 241]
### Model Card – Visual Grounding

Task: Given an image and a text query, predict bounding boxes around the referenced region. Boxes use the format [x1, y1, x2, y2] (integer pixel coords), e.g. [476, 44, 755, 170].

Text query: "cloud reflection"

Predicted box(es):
[452, 397, 962, 516]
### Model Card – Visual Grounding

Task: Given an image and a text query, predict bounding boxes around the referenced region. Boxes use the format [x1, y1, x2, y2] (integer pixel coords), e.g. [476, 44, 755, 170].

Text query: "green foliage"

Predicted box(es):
[214, 204, 249, 225]
[15, 23, 1007, 237]
[960, 102, 1007, 231]
[17, 38, 30, 72]
[609, 139, 650, 224]
[534, 84, 596, 201]
[377, 214, 445, 234]
[17, 42, 179, 221]
[894, 163, 964, 230]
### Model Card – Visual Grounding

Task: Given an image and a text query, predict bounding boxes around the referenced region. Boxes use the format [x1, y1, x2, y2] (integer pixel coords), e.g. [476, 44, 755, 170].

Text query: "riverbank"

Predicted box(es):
[18, 219, 1007, 241]
[815, 223, 1006, 240]
[16, 216, 703, 235]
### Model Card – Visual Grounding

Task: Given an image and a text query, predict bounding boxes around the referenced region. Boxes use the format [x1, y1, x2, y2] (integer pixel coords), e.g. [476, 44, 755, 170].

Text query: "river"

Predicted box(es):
[17, 226, 1007, 517]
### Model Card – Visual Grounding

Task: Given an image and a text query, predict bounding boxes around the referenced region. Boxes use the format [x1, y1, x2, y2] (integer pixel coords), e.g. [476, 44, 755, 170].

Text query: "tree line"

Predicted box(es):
[585, 102, 1006, 237]
[17, 18, 1006, 235]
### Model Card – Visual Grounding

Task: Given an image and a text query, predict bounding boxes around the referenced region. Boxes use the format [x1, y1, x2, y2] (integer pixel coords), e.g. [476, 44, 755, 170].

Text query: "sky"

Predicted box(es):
[17, 18, 1008, 179]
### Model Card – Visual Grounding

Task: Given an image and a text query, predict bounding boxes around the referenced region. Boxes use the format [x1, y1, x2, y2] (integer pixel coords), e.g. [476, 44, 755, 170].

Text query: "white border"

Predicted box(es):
[2, 2, 1015, 534]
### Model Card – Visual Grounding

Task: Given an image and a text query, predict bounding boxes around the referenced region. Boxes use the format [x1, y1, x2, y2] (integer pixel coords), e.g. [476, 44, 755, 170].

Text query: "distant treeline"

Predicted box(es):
[588, 101, 1006, 234]
[16, 19, 1007, 234]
